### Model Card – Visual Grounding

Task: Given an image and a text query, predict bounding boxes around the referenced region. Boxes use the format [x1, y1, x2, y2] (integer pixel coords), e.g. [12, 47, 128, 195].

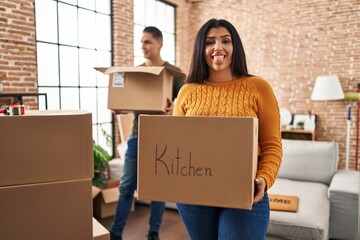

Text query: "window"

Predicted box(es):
[35, 0, 113, 154]
[133, 0, 176, 65]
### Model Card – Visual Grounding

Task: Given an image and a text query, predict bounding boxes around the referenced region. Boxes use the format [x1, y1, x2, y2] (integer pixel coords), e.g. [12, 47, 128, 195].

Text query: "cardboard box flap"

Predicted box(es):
[101, 187, 119, 204]
[96, 66, 164, 75]
[95, 66, 186, 80]
[94, 67, 108, 74]
[93, 217, 110, 240]
[164, 67, 186, 80]
[24, 109, 90, 116]
[92, 186, 101, 199]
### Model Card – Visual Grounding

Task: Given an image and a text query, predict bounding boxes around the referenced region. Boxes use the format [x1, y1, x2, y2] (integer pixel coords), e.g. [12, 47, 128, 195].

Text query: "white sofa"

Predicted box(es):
[267, 139, 359, 240]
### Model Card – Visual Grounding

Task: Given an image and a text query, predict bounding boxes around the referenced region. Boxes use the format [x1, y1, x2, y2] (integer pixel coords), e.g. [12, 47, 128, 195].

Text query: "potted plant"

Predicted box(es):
[93, 142, 112, 189]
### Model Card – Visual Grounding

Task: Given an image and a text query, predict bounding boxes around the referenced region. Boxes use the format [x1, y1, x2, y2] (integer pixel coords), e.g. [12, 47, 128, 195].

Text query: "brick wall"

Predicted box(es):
[112, 0, 134, 155]
[1, 0, 359, 170]
[0, 0, 37, 108]
[174, 0, 360, 170]
[113, 0, 134, 66]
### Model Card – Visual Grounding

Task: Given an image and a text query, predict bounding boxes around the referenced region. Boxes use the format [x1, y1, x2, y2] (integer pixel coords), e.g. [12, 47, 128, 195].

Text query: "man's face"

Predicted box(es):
[141, 32, 162, 59]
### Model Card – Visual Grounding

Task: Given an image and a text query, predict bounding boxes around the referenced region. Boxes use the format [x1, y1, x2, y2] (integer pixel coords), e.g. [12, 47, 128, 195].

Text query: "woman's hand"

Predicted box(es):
[253, 177, 267, 204]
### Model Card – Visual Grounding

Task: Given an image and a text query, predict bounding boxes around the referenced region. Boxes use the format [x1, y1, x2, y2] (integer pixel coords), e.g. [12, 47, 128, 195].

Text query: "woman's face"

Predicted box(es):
[204, 27, 233, 77]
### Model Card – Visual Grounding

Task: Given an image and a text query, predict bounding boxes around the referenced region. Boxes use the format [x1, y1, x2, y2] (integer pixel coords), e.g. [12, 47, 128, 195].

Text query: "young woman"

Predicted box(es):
[173, 19, 282, 240]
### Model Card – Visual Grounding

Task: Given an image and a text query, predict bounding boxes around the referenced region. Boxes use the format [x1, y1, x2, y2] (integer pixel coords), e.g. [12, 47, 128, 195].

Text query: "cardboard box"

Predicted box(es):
[116, 112, 134, 142]
[116, 112, 135, 161]
[93, 217, 110, 240]
[93, 185, 119, 218]
[96, 66, 186, 112]
[0, 179, 93, 240]
[138, 115, 258, 210]
[92, 180, 135, 218]
[0, 110, 93, 187]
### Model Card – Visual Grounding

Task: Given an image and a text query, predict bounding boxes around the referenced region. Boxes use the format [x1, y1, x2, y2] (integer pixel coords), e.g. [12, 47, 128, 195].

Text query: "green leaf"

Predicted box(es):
[93, 143, 112, 164]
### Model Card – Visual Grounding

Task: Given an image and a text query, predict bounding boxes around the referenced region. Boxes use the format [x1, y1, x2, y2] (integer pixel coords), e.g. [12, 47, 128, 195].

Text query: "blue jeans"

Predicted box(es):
[176, 193, 270, 240]
[110, 134, 166, 236]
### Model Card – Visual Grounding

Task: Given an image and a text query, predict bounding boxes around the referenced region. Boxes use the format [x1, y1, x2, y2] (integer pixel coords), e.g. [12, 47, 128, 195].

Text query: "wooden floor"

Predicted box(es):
[97, 203, 190, 240]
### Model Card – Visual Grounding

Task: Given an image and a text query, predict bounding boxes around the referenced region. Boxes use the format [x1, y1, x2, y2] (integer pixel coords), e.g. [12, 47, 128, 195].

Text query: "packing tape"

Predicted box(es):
[1, 105, 25, 115]
[344, 92, 360, 101]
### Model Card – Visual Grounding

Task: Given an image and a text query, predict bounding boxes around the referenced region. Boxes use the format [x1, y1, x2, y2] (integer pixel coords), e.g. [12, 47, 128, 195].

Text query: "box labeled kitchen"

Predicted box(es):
[137, 115, 258, 210]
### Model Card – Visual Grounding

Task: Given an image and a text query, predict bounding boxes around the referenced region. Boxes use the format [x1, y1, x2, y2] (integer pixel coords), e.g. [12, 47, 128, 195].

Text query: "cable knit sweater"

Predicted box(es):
[173, 76, 282, 190]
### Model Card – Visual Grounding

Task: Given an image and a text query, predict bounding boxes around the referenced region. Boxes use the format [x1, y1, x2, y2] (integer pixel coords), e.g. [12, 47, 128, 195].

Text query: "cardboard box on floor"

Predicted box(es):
[0, 179, 93, 240]
[92, 180, 135, 218]
[93, 217, 110, 240]
[95, 66, 186, 112]
[0, 110, 93, 187]
[138, 115, 258, 210]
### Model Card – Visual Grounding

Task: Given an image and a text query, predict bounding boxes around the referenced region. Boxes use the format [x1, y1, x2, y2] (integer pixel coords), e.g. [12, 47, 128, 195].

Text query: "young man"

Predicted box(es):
[109, 26, 184, 240]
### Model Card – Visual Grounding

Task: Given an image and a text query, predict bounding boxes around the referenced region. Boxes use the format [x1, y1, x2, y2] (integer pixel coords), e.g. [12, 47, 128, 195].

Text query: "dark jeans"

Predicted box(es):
[177, 193, 270, 240]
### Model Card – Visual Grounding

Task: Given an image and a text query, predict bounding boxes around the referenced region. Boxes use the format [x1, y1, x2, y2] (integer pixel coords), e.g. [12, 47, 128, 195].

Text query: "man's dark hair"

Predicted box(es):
[143, 26, 163, 42]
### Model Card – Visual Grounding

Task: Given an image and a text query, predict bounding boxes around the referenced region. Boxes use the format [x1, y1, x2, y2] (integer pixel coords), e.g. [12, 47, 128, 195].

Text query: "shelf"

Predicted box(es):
[0, 92, 48, 109]
[281, 129, 315, 141]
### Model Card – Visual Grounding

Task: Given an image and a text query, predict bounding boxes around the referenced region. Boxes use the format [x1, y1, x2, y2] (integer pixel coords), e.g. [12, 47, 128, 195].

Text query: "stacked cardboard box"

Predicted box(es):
[0, 110, 94, 240]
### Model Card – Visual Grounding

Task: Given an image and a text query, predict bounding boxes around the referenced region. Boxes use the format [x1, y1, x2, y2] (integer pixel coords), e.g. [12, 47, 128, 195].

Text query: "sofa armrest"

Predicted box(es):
[329, 170, 359, 195]
[328, 170, 359, 240]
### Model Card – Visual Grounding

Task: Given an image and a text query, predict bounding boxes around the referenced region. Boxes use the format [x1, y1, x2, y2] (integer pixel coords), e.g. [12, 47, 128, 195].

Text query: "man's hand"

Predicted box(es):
[112, 110, 131, 115]
[253, 177, 267, 204]
[164, 98, 174, 115]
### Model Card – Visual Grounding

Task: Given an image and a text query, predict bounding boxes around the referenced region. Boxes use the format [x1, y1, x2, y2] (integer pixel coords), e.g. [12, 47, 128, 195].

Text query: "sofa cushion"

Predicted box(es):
[278, 140, 338, 185]
[266, 235, 285, 240]
[267, 178, 330, 240]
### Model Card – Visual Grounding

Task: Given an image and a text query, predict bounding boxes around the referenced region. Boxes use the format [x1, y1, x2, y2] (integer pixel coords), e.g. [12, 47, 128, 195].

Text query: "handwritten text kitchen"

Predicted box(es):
[155, 145, 213, 177]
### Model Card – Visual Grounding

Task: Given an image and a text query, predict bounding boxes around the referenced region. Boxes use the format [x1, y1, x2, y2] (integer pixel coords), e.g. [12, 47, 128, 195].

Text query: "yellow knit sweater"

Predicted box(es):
[173, 76, 282, 190]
